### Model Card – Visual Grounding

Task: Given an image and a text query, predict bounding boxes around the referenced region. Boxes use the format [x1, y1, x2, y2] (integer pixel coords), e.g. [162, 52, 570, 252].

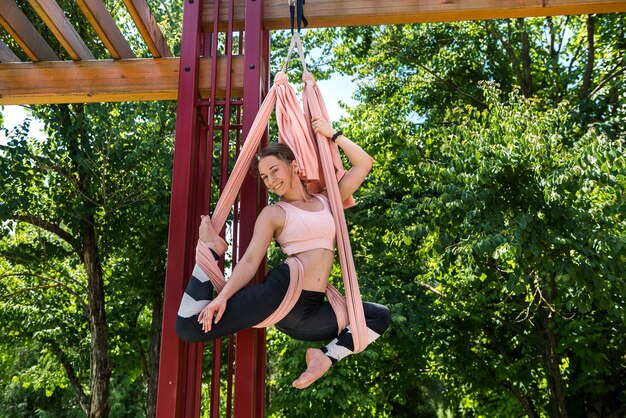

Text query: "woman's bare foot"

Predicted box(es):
[199, 215, 228, 255]
[292, 348, 332, 389]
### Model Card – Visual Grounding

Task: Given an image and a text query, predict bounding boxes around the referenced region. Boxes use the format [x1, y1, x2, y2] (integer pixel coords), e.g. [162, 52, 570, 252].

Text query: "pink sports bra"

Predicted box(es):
[275, 194, 336, 255]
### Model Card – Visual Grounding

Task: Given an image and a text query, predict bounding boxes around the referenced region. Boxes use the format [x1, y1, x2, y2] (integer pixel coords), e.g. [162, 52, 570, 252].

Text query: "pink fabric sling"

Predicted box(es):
[195, 33, 368, 353]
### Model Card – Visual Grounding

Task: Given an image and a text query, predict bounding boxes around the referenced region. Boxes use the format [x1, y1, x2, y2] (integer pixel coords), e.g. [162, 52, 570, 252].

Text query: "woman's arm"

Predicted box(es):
[198, 206, 280, 331]
[312, 117, 374, 202]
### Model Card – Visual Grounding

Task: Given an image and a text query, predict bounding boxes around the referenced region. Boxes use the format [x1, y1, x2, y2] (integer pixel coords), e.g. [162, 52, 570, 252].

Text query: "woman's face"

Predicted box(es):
[258, 155, 297, 195]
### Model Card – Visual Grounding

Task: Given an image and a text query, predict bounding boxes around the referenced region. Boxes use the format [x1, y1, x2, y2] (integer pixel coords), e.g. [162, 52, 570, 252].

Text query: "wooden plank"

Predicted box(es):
[0, 38, 21, 62]
[122, 0, 172, 58]
[0, 0, 58, 61]
[202, 0, 626, 31]
[75, 0, 135, 59]
[27, 0, 94, 60]
[0, 56, 244, 105]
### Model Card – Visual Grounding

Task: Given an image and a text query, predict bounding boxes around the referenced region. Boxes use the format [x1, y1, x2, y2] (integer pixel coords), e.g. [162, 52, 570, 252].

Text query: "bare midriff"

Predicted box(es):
[293, 247, 335, 292]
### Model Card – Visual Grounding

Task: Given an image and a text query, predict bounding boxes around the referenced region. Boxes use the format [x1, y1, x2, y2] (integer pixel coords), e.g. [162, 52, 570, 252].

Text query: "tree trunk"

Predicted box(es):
[534, 306, 568, 418]
[487, 19, 533, 98]
[581, 14, 595, 101]
[83, 223, 111, 418]
[67, 103, 111, 418]
[517, 18, 533, 98]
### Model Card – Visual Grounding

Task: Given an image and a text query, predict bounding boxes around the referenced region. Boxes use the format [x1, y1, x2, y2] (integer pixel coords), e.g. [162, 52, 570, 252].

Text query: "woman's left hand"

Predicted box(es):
[311, 116, 336, 139]
[198, 295, 227, 333]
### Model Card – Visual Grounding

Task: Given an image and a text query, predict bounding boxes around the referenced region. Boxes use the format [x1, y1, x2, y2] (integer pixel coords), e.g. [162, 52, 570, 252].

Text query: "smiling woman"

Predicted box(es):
[175, 117, 391, 390]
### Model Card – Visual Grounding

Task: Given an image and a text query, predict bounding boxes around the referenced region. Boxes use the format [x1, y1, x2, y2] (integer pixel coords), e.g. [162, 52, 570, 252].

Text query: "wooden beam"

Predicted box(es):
[75, 0, 135, 59]
[0, 56, 244, 105]
[0, 0, 58, 61]
[0, 38, 21, 62]
[27, 0, 94, 60]
[122, 0, 172, 58]
[203, 0, 626, 31]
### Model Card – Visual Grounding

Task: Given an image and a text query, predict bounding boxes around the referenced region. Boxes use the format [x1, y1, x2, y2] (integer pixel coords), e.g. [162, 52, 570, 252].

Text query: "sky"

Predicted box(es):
[0, 73, 356, 146]
[1, 106, 45, 145]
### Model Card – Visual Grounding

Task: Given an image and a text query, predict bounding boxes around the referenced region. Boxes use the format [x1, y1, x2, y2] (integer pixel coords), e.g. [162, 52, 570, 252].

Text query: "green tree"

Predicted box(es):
[0, 100, 175, 417]
[1, 0, 181, 416]
[318, 15, 625, 138]
[262, 16, 625, 416]
[422, 84, 625, 416]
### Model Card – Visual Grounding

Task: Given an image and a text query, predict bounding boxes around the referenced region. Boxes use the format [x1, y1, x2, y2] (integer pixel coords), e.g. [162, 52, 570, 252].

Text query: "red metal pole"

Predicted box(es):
[157, 0, 269, 415]
[155, 0, 205, 416]
[234, 0, 268, 416]
[255, 28, 271, 413]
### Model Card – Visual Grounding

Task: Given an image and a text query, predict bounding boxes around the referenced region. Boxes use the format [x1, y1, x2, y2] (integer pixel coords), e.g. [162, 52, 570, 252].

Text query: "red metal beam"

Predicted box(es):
[155, 0, 204, 416]
[233, 0, 268, 416]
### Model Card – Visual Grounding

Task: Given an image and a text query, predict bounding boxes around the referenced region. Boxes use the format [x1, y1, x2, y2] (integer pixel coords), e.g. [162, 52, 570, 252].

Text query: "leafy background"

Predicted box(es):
[1, 6, 625, 418]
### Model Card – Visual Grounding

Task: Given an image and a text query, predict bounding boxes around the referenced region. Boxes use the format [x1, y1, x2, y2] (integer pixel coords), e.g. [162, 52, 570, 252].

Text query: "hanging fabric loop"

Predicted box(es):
[281, 32, 308, 75]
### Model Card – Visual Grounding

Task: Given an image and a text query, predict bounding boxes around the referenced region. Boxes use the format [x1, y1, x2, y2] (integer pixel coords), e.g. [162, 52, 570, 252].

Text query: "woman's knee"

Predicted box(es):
[364, 302, 391, 335]
[176, 316, 202, 343]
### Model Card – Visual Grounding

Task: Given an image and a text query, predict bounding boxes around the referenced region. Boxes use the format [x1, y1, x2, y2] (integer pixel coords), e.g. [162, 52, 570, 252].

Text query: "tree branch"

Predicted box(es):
[413, 61, 485, 107]
[0, 144, 81, 190]
[0, 272, 87, 311]
[1, 284, 60, 297]
[11, 215, 80, 253]
[589, 62, 625, 99]
[419, 281, 446, 298]
[386, 28, 485, 108]
[484, 20, 525, 95]
[42, 338, 91, 416]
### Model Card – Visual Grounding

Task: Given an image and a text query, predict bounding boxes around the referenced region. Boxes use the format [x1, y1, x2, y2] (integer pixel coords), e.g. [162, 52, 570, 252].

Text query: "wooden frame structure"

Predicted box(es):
[2, 1, 625, 105]
[1, 1, 625, 418]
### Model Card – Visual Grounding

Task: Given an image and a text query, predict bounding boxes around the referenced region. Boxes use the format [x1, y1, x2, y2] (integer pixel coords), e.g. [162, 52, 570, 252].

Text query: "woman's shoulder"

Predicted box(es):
[260, 203, 286, 216]
[254, 204, 286, 233]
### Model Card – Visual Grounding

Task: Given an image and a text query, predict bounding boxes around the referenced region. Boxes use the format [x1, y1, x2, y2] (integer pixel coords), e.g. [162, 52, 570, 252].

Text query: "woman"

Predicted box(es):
[176, 117, 390, 389]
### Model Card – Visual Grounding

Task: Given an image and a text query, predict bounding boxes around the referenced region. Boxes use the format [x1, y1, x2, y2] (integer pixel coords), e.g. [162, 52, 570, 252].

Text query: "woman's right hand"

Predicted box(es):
[198, 295, 227, 333]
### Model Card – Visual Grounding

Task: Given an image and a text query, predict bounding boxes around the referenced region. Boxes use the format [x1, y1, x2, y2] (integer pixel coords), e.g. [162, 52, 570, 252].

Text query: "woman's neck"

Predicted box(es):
[281, 187, 310, 204]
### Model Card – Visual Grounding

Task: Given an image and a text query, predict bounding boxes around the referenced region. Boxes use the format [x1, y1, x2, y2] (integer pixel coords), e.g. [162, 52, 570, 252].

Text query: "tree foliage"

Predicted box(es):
[262, 16, 625, 417]
[2, 8, 625, 418]
[417, 83, 625, 416]
[0, 100, 175, 417]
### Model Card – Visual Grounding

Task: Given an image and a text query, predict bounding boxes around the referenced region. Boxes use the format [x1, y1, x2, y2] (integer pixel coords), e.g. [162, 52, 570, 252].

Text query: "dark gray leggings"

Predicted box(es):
[175, 263, 391, 344]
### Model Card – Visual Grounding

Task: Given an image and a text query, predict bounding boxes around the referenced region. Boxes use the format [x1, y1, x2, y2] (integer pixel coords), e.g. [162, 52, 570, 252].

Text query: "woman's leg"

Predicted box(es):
[279, 299, 391, 354]
[321, 302, 391, 364]
[278, 296, 391, 389]
[176, 264, 290, 343]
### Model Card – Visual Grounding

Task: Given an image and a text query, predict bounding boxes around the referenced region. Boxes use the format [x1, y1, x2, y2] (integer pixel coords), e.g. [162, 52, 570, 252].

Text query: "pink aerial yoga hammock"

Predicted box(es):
[195, 33, 368, 353]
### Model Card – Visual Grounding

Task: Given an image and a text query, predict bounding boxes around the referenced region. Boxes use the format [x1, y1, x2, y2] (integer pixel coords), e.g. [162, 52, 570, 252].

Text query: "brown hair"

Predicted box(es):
[252, 143, 296, 172]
